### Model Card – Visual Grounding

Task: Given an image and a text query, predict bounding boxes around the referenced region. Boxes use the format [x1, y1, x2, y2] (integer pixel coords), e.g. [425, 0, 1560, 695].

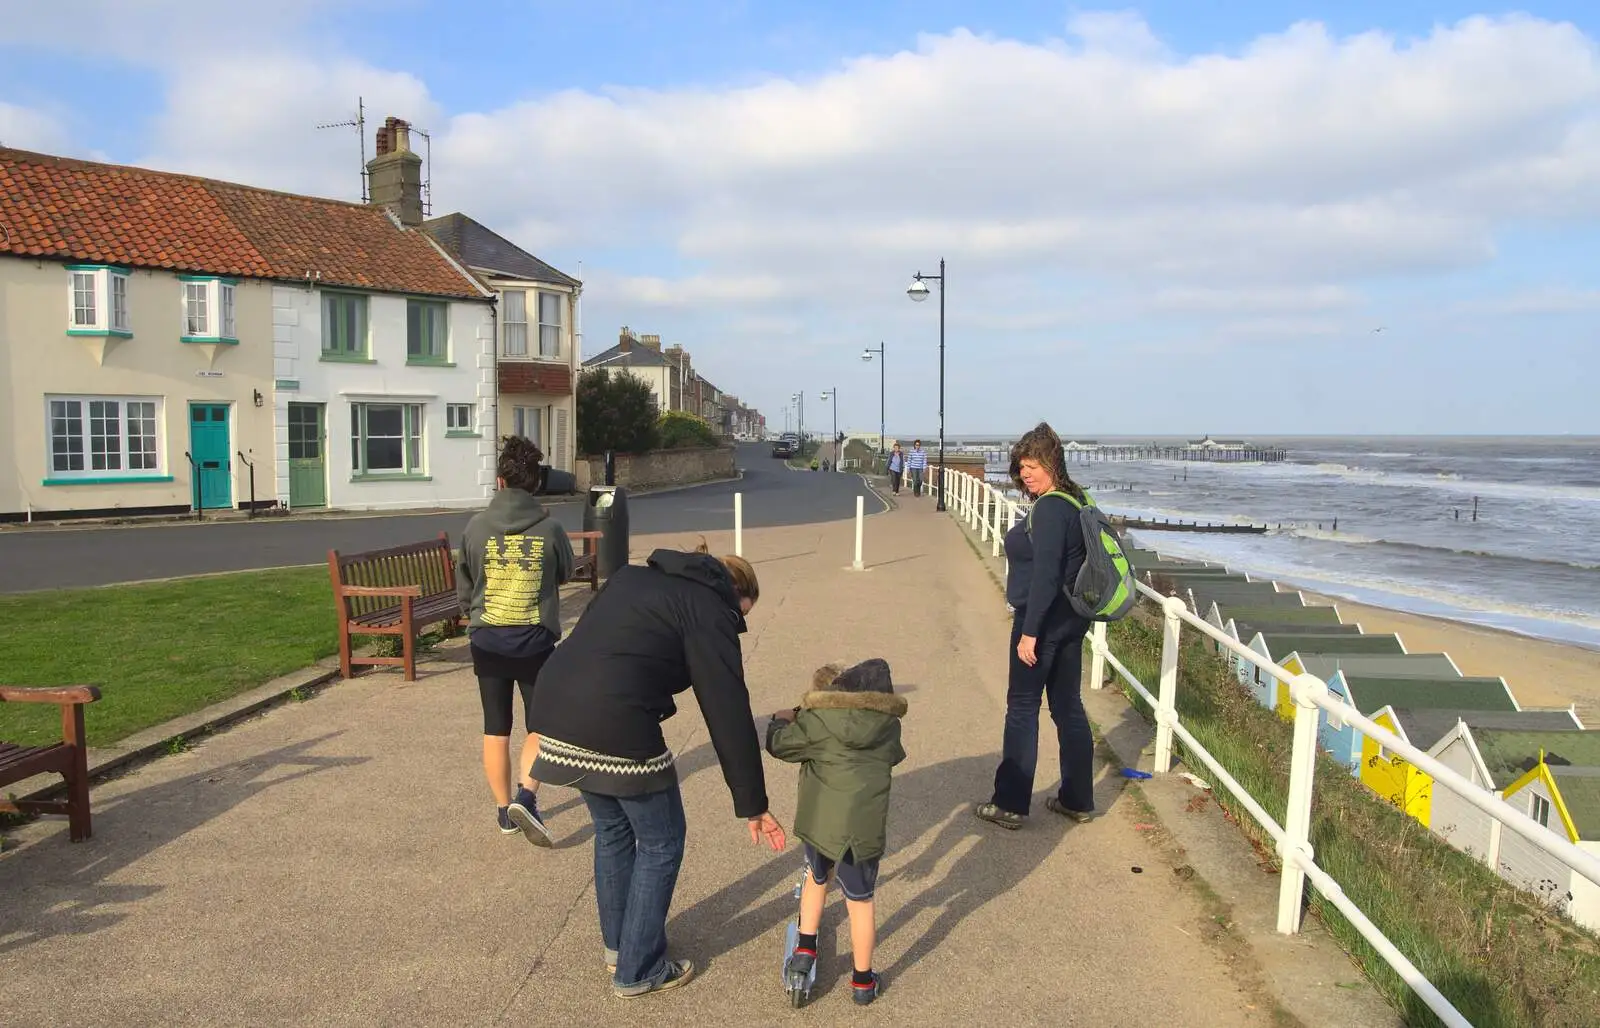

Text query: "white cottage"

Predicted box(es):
[269, 118, 496, 511]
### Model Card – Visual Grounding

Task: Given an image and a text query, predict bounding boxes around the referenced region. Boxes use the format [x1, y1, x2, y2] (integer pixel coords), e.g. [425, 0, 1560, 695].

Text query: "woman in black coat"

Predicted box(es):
[529, 544, 787, 999]
[975, 422, 1097, 830]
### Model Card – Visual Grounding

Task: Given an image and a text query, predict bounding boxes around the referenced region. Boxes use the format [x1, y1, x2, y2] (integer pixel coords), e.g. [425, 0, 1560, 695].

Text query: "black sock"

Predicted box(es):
[797, 932, 818, 953]
[852, 969, 875, 986]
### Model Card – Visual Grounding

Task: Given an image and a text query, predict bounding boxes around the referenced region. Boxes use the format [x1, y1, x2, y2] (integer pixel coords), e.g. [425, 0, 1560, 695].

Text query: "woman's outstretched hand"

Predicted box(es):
[748, 811, 788, 851]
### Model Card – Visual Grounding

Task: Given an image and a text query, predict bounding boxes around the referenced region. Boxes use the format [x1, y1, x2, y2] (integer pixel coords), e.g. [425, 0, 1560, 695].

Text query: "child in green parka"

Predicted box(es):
[766, 658, 907, 1006]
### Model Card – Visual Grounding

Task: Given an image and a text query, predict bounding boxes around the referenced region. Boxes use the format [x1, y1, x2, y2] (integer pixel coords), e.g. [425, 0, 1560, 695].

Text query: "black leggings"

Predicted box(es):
[476, 646, 553, 736]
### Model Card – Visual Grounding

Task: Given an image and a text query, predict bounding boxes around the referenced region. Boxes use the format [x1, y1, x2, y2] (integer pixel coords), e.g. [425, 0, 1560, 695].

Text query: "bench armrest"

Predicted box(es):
[340, 585, 424, 598]
[0, 685, 101, 705]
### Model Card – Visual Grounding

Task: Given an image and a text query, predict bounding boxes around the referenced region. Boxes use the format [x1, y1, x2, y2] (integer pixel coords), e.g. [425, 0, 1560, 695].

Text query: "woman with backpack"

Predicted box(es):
[975, 422, 1097, 830]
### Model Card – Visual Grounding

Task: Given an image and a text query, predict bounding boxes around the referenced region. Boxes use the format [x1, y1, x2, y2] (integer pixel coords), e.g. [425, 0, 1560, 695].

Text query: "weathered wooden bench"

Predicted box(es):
[0, 685, 101, 842]
[327, 532, 463, 682]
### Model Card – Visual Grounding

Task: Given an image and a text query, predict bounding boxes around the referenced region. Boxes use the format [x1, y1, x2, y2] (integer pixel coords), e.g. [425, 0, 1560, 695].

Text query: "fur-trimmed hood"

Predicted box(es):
[800, 658, 907, 718]
[800, 689, 907, 718]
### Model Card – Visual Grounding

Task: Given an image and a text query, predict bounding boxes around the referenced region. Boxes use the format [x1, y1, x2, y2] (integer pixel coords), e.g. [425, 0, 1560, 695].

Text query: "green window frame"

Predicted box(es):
[322, 292, 370, 358]
[406, 299, 449, 363]
[350, 402, 423, 476]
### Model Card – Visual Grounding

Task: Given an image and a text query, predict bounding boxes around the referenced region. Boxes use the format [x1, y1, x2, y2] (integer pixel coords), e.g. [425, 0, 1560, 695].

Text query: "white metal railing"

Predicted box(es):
[932, 466, 1600, 1028]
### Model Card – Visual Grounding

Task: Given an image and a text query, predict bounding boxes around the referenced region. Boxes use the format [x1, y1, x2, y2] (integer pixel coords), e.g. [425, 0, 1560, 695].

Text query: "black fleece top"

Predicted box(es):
[1004, 492, 1088, 639]
[529, 549, 769, 818]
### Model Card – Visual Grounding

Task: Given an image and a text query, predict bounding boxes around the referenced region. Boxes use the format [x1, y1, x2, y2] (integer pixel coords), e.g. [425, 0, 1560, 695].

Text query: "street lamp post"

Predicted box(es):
[791, 391, 805, 451]
[861, 342, 885, 459]
[820, 388, 839, 471]
[907, 259, 946, 512]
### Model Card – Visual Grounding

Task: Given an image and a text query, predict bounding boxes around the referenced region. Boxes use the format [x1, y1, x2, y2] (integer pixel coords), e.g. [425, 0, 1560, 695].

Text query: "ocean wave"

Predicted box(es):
[1208, 458, 1600, 504]
[1275, 527, 1600, 571]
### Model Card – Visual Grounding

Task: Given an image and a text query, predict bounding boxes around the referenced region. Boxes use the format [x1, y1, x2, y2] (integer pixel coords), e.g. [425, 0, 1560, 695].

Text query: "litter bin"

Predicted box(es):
[583, 485, 630, 579]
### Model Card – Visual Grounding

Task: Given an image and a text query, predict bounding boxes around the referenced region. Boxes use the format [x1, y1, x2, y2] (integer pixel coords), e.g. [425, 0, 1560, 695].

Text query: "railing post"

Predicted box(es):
[979, 483, 990, 542]
[1153, 595, 1185, 772]
[1278, 672, 1327, 934]
[991, 488, 1003, 556]
[734, 491, 743, 557]
[1089, 620, 1107, 691]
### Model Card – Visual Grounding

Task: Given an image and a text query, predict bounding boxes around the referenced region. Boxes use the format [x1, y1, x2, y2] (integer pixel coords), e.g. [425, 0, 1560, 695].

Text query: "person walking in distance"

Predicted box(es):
[768, 658, 906, 1005]
[905, 440, 929, 498]
[456, 436, 575, 844]
[886, 443, 904, 495]
[528, 541, 787, 998]
[975, 423, 1096, 830]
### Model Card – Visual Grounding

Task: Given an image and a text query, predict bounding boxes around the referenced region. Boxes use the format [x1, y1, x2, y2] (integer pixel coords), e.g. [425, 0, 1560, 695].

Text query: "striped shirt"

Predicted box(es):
[905, 447, 929, 470]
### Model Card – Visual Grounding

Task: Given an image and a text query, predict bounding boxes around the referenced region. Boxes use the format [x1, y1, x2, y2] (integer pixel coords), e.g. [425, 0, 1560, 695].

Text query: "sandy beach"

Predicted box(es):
[1302, 592, 1600, 721]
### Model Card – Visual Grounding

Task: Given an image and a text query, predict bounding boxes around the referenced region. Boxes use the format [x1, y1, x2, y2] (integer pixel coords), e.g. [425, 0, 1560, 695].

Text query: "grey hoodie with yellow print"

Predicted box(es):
[456, 488, 575, 658]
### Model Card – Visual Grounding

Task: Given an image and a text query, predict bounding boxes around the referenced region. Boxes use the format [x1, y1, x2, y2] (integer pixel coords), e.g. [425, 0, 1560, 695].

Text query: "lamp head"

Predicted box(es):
[907, 277, 931, 302]
[860, 350, 874, 361]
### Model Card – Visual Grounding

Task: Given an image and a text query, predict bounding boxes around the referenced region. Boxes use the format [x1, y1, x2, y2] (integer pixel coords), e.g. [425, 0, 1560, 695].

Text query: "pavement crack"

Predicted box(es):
[497, 876, 594, 1022]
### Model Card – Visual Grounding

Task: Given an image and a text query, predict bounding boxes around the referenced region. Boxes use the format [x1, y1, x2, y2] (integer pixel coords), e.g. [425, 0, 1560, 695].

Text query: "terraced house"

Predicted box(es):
[0, 125, 494, 521]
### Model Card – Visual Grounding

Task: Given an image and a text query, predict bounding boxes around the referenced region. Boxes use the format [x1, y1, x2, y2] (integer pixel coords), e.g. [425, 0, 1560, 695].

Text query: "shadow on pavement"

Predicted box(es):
[667, 752, 1125, 988]
[0, 734, 368, 956]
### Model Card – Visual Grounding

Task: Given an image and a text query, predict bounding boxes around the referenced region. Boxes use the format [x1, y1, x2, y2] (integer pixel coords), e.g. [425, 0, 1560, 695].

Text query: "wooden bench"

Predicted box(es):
[327, 532, 464, 682]
[0, 685, 101, 842]
[570, 530, 602, 592]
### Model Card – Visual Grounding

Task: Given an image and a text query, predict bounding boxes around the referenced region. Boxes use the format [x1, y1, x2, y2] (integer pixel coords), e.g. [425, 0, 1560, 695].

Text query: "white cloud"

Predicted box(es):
[10, 8, 1600, 427]
[0, 101, 66, 152]
[1455, 286, 1600, 315]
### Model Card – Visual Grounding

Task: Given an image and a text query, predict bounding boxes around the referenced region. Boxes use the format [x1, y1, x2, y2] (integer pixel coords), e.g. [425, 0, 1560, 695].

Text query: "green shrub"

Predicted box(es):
[657, 410, 720, 449]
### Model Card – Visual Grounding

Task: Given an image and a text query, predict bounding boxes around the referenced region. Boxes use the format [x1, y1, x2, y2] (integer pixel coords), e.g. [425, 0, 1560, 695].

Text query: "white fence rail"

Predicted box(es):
[929, 465, 1600, 1028]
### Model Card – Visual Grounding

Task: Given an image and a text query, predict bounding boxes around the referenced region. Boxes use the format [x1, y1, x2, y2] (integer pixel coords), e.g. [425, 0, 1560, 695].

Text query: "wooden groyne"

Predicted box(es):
[1111, 516, 1269, 535]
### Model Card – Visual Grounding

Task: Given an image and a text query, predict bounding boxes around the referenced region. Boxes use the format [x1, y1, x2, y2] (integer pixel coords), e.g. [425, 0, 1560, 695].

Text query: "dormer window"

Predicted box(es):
[179, 277, 238, 343]
[66, 265, 132, 337]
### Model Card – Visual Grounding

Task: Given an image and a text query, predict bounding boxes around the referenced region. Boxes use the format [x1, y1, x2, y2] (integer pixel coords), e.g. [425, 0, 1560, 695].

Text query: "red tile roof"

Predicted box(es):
[0, 148, 487, 300]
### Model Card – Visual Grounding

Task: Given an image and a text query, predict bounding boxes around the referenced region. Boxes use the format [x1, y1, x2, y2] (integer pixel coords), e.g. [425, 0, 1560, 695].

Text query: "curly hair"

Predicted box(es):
[497, 435, 545, 492]
[1009, 421, 1085, 501]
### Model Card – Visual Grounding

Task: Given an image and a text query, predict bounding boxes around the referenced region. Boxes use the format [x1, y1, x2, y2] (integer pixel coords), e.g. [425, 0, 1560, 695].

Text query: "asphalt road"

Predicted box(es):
[0, 444, 884, 593]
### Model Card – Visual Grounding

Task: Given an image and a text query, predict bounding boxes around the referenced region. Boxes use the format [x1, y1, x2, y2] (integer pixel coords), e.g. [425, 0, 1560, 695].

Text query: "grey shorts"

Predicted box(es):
[803, 843, 880, 901]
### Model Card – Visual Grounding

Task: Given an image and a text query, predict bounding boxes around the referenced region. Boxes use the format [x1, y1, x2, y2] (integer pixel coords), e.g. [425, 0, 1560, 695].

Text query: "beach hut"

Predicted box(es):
[1427, 728, 1600, 931]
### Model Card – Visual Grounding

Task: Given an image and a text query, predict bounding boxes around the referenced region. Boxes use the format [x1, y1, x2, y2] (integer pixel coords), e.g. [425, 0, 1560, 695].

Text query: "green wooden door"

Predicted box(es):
[188, 403, 233, 510]
[288, 402, 327, 508]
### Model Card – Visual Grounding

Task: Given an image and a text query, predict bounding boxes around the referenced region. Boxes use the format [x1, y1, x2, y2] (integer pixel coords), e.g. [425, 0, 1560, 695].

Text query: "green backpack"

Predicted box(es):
[1027, 490, 1138, 621]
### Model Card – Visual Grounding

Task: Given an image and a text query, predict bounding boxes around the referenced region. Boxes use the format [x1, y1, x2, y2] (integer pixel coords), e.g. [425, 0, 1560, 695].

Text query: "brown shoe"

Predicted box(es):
[1045, 797, 1093, 823]
[975, 802, 1024, 830]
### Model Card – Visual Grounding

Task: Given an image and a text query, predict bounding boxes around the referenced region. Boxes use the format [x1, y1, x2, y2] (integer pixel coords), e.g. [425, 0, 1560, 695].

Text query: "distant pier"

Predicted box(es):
[942, 434, 1287, 465]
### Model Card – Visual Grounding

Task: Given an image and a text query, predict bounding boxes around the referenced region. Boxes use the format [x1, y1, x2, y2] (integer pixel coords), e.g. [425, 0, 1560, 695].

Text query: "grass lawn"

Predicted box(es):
[1108, 609, 1600, 1028]
[0, 567, 342, 749]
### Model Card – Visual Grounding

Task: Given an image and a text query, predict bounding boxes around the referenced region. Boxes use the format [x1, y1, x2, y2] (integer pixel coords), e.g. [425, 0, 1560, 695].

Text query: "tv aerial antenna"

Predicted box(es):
[316, 96, 367, 202]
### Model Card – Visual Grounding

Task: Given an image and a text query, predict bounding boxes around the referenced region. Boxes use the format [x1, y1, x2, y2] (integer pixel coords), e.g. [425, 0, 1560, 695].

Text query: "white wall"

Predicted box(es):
[271, 286, 495, 510]
[1570, 841, 1600, 933]
[1495, 778, 1576, 915]
[1427, 734, 1497, 863]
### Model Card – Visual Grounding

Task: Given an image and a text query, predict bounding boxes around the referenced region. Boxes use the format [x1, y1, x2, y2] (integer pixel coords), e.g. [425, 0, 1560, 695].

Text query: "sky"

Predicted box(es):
[2, 2, 1598, 437]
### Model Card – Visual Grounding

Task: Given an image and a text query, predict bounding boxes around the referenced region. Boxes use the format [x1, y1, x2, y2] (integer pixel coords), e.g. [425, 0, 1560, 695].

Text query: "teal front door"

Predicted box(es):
[188, 403, 233, 510]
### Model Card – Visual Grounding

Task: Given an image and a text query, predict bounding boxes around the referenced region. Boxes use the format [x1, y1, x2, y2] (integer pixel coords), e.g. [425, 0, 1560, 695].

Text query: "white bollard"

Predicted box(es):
[853, 495, 865, 571]
[734, 491, 743, 557]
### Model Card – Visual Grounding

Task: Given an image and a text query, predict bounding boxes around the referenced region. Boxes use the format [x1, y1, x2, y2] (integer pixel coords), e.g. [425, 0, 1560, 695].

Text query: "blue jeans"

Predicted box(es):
[582, 786, 687, 988]
[991, 615, 1095, 816]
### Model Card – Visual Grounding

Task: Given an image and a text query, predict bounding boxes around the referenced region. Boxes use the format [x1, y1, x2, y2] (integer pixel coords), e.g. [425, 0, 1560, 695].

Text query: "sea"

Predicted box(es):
[986, 436, 1600, 652]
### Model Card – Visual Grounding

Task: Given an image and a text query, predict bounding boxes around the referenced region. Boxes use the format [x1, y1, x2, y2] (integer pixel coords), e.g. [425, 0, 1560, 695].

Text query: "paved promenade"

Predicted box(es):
[3, 499, 1288, 1026]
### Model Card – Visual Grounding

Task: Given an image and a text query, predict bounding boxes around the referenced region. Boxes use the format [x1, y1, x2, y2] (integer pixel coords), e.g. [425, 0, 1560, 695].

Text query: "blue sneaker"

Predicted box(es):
[852, 971, 881, 1006]
[507, 787, 553, 848]
[496, 806, 519, 835]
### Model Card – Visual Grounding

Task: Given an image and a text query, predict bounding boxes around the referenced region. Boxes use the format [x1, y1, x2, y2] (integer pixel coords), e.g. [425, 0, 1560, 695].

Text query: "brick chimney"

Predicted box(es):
[367, 116, 423, 226]
[640, 334, 661, 351]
